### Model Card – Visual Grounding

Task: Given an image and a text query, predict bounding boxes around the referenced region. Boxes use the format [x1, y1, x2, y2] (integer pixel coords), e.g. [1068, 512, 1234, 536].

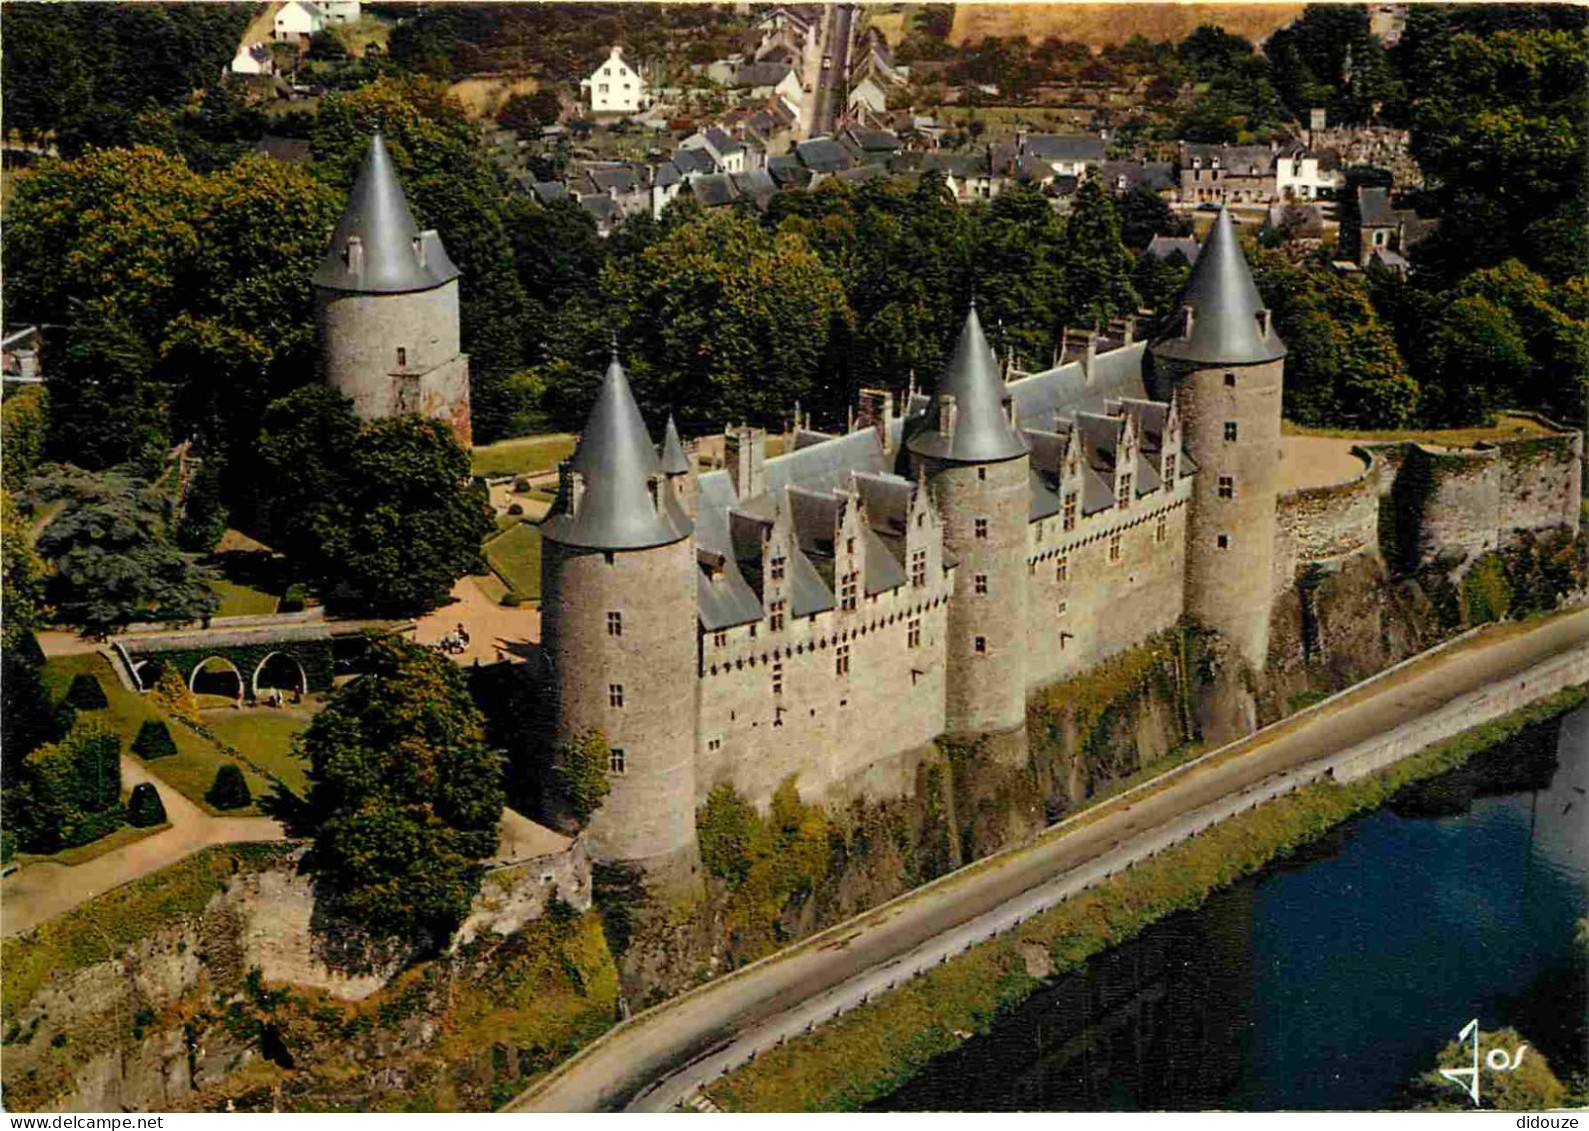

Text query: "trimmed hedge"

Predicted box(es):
[126, 782, 167, 828]
[64, 673, 108, 711]
[206, 763, 251, 810]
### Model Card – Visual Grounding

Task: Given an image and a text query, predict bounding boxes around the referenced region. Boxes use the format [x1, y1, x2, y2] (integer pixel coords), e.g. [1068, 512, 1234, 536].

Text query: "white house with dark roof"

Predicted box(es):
[582, 45, 648, 115]
[230, 42, 274, 75]
[272, 0, 323, 41]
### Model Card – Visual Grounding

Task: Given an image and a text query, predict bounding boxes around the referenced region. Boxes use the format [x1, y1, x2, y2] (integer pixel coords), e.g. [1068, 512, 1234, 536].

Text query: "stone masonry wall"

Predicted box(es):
[1025, 478, 1190, 689]
[1273, 447, 1380, 596]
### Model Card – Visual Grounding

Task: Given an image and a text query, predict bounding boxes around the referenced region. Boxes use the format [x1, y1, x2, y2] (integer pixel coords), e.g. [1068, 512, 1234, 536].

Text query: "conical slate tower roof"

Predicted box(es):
[1150, 208, 1285, 366]
[907, 300, 1028, 463]
[542, 349, 692, 551]
[660, 415, 691, 475]
[312, 133, 461, 294]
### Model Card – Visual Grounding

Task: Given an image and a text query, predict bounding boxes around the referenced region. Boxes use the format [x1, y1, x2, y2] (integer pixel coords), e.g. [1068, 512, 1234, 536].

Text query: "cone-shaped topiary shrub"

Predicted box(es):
[206, 763, 251, 811]
[132, 719, 177, 759]
[126, 782, 167, 827]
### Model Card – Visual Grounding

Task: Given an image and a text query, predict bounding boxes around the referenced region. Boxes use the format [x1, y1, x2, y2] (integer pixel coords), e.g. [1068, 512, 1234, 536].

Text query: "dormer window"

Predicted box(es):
[396, 347, 407, 368]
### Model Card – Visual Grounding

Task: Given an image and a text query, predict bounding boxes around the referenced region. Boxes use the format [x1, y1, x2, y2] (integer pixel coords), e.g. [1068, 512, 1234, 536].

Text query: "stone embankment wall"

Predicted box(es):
[1273, 446, 1380, 598]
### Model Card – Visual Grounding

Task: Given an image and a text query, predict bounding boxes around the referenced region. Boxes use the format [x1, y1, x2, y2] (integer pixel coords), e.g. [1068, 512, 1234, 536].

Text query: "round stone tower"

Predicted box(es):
[1150, 208, 1286, 670]
[908, 301, 1030, 738]
[540, 347, 699, 887]
[312, 133, 473, 447]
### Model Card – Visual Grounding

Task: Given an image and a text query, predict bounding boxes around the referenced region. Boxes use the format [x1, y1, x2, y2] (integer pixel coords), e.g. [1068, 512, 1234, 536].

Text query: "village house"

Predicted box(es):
[272, 0, 323, 42]
[1274, 146, 1344, 203]
[581, 45, 648, 115]
[1353, 186, 1437, 273]
[230, 42, 274, 75]
[1177, 143, 1278, 206]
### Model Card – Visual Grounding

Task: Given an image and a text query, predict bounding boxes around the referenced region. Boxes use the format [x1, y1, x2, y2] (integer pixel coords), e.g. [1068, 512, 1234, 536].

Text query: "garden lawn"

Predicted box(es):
[40, 654, 271, 816]
[471, 434, 576, 478]
[202, 709, 312, 796]
[206, 578, 278, 617]
[484, 521, 542, 601]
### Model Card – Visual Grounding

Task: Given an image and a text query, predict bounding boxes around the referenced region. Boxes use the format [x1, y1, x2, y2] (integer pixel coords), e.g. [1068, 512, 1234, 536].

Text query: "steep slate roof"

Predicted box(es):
[1150, 209, 1285, 367]
[313, 133, 461, 294]
[1023, 134, 1105, 162]
[704, 126, 744, 155]
[530, 181, 569, 204]
[733, 62, 796, 88]
[907, 302, 1028, 464]
[1144, 234, 1200, 264]
[542, 350, 692, 551]
[1357, 185, 1398, 227]
[795, 137, 849, 173]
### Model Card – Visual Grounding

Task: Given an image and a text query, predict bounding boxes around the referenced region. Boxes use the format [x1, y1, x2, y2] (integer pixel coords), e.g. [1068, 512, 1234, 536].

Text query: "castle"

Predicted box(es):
[312, 137, 1581, 889]
[539, 207, 1292, 885]
[313, 134, 474, 446]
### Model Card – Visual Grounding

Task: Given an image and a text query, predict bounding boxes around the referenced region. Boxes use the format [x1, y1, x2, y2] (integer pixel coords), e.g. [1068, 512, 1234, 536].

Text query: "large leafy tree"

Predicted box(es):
[973, 183, 1066, 366]
[23, 467, 219, 635]
[257, 388, 494, 617]
[1056, 175, 1139, 332]
[298, 637, 504, 943]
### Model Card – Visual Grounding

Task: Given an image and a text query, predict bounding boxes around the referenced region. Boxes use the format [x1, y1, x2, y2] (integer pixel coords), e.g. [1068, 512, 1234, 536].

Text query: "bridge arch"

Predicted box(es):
[253, 651, 308, 698]
[189, 655, 245, 700]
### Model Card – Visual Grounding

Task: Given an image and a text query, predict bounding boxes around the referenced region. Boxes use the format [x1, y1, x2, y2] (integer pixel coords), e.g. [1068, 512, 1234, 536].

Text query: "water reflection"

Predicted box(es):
[876, 708, 1587, 1111]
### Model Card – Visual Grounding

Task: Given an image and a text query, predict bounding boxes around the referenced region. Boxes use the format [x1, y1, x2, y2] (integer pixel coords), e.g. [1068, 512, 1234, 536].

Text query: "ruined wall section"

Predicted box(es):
[1273, 447, 1381, 596]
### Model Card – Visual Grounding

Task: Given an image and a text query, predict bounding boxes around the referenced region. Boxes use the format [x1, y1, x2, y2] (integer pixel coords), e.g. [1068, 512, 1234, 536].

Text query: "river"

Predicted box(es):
[875, 706, 1589, 1111]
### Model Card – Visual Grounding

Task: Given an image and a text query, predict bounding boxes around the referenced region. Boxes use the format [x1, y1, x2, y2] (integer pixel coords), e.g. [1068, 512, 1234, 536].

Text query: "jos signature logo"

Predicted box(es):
[1439, 1018, 1529, 1106]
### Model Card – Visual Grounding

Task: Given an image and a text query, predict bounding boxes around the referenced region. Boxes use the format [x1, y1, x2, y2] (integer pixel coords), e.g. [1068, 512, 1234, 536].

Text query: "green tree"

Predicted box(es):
[207, 763, 252, 811]
[1423, 295, 1531, 425]
[126, 782, 168, 828]
[298, 637, 504, 942]
[1057, 175, 1139, 331]
[24, 467, 219, 635]
[16, 720, 123, 852]
[1116, 183, 1182, 250]
[2, 386, 49, 491]
[615, 210, 850, 428]
[553, 728, 612, 823]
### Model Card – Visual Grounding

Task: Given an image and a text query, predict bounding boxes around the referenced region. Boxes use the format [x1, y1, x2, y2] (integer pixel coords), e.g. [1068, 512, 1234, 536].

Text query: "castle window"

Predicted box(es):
[609, 684, 625, 708]
[1165, 454, 1177, 483]
[770, 555, 786, 581]
[1156, 515, 1168, 543]
[749, 623, 758, 639]
[607, 611, 623, 636]
[917, 513, 925, 529]
[1218, 534, 1230, 549]
[1057, 600, 1068, 617]
[1062, 495, 1077, 531]
[907, 618, 921, 649]
[396, 346, 407, 368]
[835, 644, 850, 676]
[974, 573, 988, 596]
[911, 549, 927, 588]
[772, 661, 784, 696]
[1218, 475, 1235, 499]
[1117, 475, 1132, 510]
[977, 466, 987, 481]
[847, 537, 855, 555]
[974, 636, 987, 655]
[975, 517, 989, 540]
[609, 748, 626, 774]
[1056, 556, 1069, 584]
[1224, 372, 1237, 387]
[769, 599, 786, 632]
[1109, 532, 1122, 563]
[1224, 421, 1239, 442]
[713, 631, 727, 648]
[840, 571, 858, 611]
[707, 738, 722, 752]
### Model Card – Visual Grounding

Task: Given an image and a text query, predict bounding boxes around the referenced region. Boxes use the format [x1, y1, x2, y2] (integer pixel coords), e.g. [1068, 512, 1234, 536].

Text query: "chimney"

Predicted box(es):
[1181, 305, 1196, 340]
[344, 235, 363, 275]
[937, 393, 957, 438]
[1124, 315, 1136, 346]
[1257, 308, 1272, 337]
[1083, 331, 1097, 382]
[724, 424, 766, 499]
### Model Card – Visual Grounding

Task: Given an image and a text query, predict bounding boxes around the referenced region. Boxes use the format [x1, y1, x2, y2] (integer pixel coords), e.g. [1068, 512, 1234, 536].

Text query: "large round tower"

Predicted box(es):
[540, 347, 699, 886]
[1150, 208, 1285, 670]
[907, 301, 1030, 737]
[312, 133, 473, 447]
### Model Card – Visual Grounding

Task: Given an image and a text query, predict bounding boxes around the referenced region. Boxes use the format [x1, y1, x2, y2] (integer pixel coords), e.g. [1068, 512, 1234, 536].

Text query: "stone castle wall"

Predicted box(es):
[541, 537, 699, 876]
[1025, 479, 1190, 689]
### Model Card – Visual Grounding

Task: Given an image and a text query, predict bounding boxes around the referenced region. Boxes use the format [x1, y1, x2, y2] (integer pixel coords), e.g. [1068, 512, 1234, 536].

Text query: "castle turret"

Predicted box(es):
[1150, 208, 1285, 670]
[907, 300, 1030, 737]
[540, 347, 698, 885]
[659, 414, 697, 518]
[313, 133, 473, 446]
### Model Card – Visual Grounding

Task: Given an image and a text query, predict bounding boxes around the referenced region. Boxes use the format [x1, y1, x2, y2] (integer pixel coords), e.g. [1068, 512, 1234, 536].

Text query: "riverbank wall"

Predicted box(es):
[693, 647, 1588, 1111]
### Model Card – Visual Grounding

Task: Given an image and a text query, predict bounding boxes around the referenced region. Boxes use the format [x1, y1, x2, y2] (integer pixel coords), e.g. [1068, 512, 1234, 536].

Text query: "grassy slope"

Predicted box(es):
[41, 654, 272, 815]
[471, 435, 576, 479]
[705, 686, 1588, 1111]
[206, 578, 279, 617]
[203, 710, 312, 795]
[947, 3, 1304, 49]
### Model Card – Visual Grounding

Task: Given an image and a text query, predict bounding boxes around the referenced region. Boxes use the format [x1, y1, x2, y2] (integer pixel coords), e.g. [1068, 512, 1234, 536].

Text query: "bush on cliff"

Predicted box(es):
[552, 728, 611, 824]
